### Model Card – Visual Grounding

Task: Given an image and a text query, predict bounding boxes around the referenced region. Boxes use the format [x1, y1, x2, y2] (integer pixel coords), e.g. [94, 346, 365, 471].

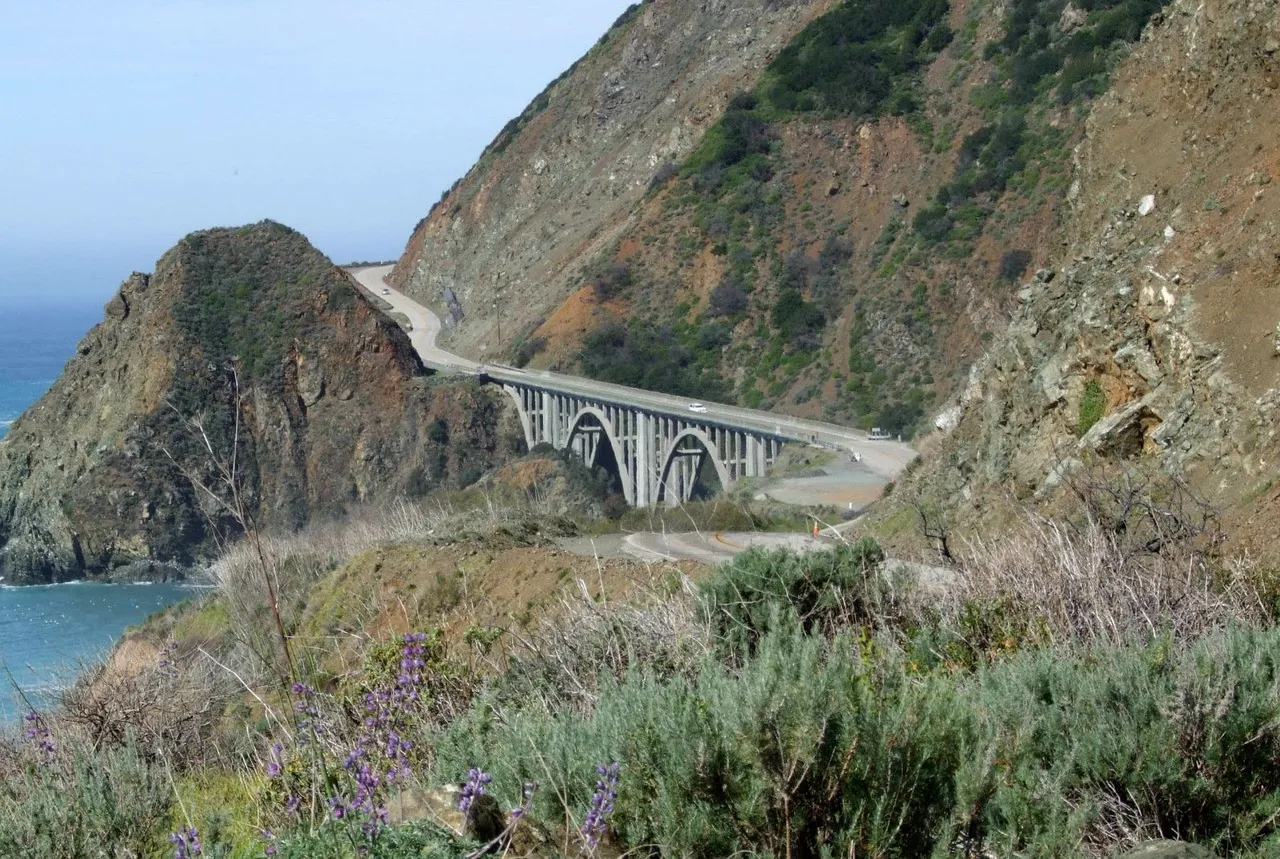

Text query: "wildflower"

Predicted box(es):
[291, 682, 323, 738]
[511, 780, 539, 819]
[265, 741, 283, 778]
[328, 796, 348, 820]
[458, 767, 492, 818]
[261, 829, 277, 856]
[22, 712, 54, 757]
[170, 826, 202, 859]
[284, 795, 300, 818]
[582, 762, 620, 850]
[157, 640, 179, 677]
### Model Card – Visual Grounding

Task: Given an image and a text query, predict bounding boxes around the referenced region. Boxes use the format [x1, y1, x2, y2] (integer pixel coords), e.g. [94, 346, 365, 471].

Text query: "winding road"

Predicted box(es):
[347, 264, 915, 563]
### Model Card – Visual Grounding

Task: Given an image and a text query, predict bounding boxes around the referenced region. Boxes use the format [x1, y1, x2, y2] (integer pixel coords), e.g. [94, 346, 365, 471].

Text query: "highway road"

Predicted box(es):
[351, 265, 478, 373]
[347, 265, 916, 483]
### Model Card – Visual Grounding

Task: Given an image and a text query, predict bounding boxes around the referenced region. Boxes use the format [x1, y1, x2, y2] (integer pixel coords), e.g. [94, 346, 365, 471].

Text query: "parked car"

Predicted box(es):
[867, 427, 892, 441]
[381, 288, 391, 295]
[688, 402, 708, 413]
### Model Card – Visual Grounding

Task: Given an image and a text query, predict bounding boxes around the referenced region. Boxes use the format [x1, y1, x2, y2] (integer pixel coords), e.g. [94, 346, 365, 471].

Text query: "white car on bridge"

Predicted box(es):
[688, 402, 708, 413]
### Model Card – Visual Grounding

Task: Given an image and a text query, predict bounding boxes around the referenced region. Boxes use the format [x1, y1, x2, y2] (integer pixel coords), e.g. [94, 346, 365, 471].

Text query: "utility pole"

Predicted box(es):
[493, 301, 502, 348]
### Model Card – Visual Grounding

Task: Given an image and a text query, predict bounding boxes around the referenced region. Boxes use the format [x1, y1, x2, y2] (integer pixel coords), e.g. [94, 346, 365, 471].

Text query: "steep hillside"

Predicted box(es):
[882, 0, 1280, 552]
[0, 222, 522, 584]
[393, 0, 1180, 439]
[390, 0, 840, 355]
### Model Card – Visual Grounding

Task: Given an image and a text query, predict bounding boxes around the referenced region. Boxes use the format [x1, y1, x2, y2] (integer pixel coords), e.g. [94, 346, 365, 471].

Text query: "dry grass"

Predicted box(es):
[208, 495, 563, 675]
[952, 515, 1268, 646]
[500, 573, 711, 713]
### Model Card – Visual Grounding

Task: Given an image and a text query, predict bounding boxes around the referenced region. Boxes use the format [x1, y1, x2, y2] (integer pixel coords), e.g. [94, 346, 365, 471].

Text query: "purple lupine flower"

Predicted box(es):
[328, 796, 348, 820]
[170, 826, 202, 859]
[157, 640, 179, 677]
[284, 795, 300, 818]
[458, 767, 492, 818]
[291, 682, 325, 740]
[261, 829, 277, 856]
[511, 780, 539, 819]
[265, 741, 283, 778]
[23, 712, 55, 757]
[582, 762, 620, 850]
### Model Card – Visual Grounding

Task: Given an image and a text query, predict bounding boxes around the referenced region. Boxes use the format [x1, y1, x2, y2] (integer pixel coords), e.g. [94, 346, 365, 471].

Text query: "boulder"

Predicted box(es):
[1115, 840, 1215, 859]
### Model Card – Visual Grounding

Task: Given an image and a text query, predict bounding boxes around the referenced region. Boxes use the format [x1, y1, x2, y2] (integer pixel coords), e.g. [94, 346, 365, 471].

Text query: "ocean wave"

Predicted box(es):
[0, 580, 88, 590]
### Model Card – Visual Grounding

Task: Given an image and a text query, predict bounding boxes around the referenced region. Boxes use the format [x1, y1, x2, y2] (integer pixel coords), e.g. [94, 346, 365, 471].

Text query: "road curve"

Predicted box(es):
[350, 265, 479, 373]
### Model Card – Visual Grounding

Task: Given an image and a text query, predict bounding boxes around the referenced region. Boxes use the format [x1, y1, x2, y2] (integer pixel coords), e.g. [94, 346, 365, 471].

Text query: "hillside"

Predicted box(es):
[392, 0, 1178, 438]
[876, 0, 1280, 555]
[390, 0, 841, 361]
[0, 222, 522, 584]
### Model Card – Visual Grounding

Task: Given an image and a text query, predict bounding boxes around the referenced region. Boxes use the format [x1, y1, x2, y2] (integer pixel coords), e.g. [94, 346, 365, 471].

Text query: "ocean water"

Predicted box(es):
[0, 582, 200, 719]
[0, 295, 195, 719]
[0, 296, 103, 440]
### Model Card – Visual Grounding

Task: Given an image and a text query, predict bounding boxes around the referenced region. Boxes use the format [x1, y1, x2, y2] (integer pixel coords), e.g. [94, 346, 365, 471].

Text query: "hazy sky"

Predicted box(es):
[0, 0, 634, 300]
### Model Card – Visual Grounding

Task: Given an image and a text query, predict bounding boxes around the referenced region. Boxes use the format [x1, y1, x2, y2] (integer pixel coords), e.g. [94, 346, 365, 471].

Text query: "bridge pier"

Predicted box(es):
[498, 379, 786, 508]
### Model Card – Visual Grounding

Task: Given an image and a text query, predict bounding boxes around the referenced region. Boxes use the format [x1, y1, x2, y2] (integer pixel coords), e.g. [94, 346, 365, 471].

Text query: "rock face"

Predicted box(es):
[1117, 842, 1215, 859]
[0, 222, 522, 584]
[390, 0, 839, 359]
[891, 0, 1280, 550]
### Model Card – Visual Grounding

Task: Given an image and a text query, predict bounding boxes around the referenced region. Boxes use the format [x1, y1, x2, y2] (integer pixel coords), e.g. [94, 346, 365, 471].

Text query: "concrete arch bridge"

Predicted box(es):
[348, 266, 917, 510]
[495, 372, 786, 507]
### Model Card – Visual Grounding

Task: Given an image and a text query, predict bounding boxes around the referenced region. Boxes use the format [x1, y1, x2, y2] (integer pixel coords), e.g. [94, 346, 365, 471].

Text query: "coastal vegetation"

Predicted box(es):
[3, 463, 1277, 857]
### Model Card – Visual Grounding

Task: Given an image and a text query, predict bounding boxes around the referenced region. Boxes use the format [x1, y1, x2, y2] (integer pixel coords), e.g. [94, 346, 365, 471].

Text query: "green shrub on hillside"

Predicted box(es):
[172, 223, 356, 392]
[579, 320, 729, 400]
[0, 742, 170, 858]
[431, 612, 1280, 858]
[699, 540, 886, 658]
[918, 0, 1173, 245]
[761, 0, 952, 117]
[1078, 378, 1106, 435]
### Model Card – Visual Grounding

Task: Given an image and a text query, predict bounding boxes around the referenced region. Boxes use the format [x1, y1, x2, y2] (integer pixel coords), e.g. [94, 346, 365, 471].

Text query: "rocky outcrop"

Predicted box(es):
[0, 222, 522, 584]
[889, 0, 1280, 549]
[390, 0, 839, 360]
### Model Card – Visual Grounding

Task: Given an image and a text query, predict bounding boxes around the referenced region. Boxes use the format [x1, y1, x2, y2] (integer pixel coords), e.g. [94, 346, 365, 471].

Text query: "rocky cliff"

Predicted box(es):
[390, 0, 840, 359]
[884, 0, 1280, 553]
[0, 222, 522, 584]
[390, 0, 1182, 438]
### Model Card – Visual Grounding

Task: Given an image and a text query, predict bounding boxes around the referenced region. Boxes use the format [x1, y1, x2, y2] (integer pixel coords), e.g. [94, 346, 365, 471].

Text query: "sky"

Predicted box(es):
[0, 0, 635, 301]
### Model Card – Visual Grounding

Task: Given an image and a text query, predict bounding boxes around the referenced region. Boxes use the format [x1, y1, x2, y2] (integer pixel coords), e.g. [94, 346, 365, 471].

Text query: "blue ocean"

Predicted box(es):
[0, 295, 196, 718]
[0, 296, 103, 441]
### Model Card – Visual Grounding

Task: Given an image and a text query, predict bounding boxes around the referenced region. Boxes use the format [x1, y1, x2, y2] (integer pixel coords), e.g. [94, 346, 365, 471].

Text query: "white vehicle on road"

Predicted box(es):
[688, 402, 708, 413]
[381, 288, 391, 295]
[867, 427, 892, 441]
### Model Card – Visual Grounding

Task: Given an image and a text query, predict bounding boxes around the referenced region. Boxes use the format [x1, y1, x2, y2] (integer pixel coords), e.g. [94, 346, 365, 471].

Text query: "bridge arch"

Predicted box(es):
[498, 384, 535, 451]
[563, 406, 634, 506]
[656, 428, 732, 505]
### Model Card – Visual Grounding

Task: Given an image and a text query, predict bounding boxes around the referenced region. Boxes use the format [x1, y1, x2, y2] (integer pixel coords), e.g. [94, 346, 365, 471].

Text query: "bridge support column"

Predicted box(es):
[539, 391, 552, 446]
[634, 412, 653, 507]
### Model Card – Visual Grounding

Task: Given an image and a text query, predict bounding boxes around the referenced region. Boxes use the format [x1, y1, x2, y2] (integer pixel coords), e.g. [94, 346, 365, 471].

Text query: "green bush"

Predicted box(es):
[918, 0, 1173, 245]
[761, 0, 952, 117]
[771, 288, 826, 352]
[0, 742, 170, 858]
[430, 611, 1280, 859]
[579, 320, 729, 400]
[999, 248, 1033, 281]
[1078, 378, 1106, 436]
[698, 541, 887, 659]
[172, 222, 355, 393]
